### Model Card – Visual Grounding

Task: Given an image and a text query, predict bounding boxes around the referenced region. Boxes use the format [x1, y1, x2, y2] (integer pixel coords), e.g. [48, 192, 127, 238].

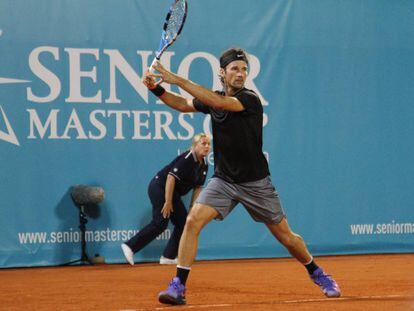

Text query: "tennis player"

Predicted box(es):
[121, 134, 210, 266]
[143, 47, 341, 305]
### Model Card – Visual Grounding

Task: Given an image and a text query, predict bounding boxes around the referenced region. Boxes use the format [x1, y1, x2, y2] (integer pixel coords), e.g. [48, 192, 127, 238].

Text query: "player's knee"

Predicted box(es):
[184, 214, 203, 233]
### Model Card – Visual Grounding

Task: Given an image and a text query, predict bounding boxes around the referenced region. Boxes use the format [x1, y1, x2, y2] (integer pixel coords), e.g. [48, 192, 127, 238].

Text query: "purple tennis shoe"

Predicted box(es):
[310, 268, 341, 298]
[158, 277, 186, 305]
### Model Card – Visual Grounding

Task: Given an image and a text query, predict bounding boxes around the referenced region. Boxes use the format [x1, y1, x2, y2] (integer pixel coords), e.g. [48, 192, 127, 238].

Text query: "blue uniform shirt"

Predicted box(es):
[154, 150, 208, 196]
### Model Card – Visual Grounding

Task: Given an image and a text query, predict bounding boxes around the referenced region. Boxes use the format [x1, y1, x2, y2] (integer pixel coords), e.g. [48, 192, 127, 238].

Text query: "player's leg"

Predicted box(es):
[267, 219, 341, 297]
[159, 177, 237, 305]
[266, 218, 311, 263]
[177, 203, 218, 267]
[238, 176, 340, 298]
[158, 203, 218, 305]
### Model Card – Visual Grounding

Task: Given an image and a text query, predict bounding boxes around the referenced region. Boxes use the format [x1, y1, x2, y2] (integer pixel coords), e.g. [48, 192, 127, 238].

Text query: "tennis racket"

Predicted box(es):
[149, 0, 188, 72]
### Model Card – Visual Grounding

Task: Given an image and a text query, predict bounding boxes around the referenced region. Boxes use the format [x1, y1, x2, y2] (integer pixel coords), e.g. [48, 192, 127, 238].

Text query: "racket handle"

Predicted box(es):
[149, 57, 159, 73]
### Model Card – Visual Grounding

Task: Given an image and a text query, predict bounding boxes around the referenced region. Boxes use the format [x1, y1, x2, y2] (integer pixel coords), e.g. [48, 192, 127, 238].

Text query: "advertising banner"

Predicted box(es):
[0, 0, 413, 267]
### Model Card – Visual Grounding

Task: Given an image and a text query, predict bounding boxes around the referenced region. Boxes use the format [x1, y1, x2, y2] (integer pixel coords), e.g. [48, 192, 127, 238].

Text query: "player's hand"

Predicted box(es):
[142, 70, 161, 89]
[161, 201, 174, 219]
[150, 61, 179, 85]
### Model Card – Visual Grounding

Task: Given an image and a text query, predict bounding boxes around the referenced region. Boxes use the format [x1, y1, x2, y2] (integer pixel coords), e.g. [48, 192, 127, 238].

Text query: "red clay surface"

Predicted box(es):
[1, 254, 413, 310]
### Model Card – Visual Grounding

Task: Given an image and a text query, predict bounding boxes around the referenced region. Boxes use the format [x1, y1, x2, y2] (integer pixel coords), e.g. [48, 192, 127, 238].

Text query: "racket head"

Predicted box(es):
[155, 0, 187, 59]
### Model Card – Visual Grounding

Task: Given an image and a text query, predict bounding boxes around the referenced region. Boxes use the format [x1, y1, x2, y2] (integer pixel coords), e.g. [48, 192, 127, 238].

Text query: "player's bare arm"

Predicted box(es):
[142, 70, 196, 113]
[151, 61, 245, 112]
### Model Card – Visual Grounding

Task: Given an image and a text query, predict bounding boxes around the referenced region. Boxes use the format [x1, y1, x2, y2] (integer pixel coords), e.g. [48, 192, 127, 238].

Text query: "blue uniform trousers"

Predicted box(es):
[125, 177, 187, 259]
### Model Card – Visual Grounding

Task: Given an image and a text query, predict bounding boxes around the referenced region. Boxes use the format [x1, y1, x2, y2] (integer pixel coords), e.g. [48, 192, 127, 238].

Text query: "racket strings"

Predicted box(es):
[164, 1, 186, 41]
[155, 0, 187, 60]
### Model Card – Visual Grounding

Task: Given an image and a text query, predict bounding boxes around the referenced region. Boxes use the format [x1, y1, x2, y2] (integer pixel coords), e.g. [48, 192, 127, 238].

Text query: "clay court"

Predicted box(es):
[1, 253, 413, 310]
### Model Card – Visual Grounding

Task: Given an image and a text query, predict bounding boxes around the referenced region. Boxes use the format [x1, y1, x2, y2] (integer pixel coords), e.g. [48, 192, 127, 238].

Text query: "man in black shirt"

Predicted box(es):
[143, 48, 341, 305]
[193, 88, 269, 183]
[121, 134, 210, 265]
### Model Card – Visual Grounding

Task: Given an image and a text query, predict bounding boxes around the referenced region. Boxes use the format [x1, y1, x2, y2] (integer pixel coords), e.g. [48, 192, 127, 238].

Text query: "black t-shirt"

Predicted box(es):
[193, 88, 269, 183]
[154, 150, 208, 196]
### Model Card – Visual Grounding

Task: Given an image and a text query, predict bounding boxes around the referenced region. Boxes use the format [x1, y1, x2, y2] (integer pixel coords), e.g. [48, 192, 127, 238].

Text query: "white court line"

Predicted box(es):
[283, 294, 412, 303]
[127, 305, 232, 311]
[154, 304, 232, 310]
[124, 294, 414, 311]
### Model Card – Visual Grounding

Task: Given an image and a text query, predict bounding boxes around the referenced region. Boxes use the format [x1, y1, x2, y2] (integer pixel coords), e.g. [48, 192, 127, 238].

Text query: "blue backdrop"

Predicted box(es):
[0, 0, 413, 267]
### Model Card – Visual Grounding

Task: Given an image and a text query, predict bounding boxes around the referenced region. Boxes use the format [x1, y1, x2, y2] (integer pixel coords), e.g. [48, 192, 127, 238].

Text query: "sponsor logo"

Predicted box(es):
[0, 30, 267, 147]
[0, 105, 19, 146]
[0, 76, 32, 146]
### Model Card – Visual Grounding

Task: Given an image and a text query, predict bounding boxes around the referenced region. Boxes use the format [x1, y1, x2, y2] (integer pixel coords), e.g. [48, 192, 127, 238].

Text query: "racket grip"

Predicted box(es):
[149, 57, 159, 73]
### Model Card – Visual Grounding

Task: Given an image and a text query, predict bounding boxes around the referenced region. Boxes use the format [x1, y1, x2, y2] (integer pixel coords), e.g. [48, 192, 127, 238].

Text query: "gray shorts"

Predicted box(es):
[196, 176, 285, 224]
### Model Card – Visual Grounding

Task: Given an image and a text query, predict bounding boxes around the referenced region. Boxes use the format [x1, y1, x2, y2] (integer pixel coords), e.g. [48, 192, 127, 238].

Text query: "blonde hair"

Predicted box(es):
[191, 133, 210, 148]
